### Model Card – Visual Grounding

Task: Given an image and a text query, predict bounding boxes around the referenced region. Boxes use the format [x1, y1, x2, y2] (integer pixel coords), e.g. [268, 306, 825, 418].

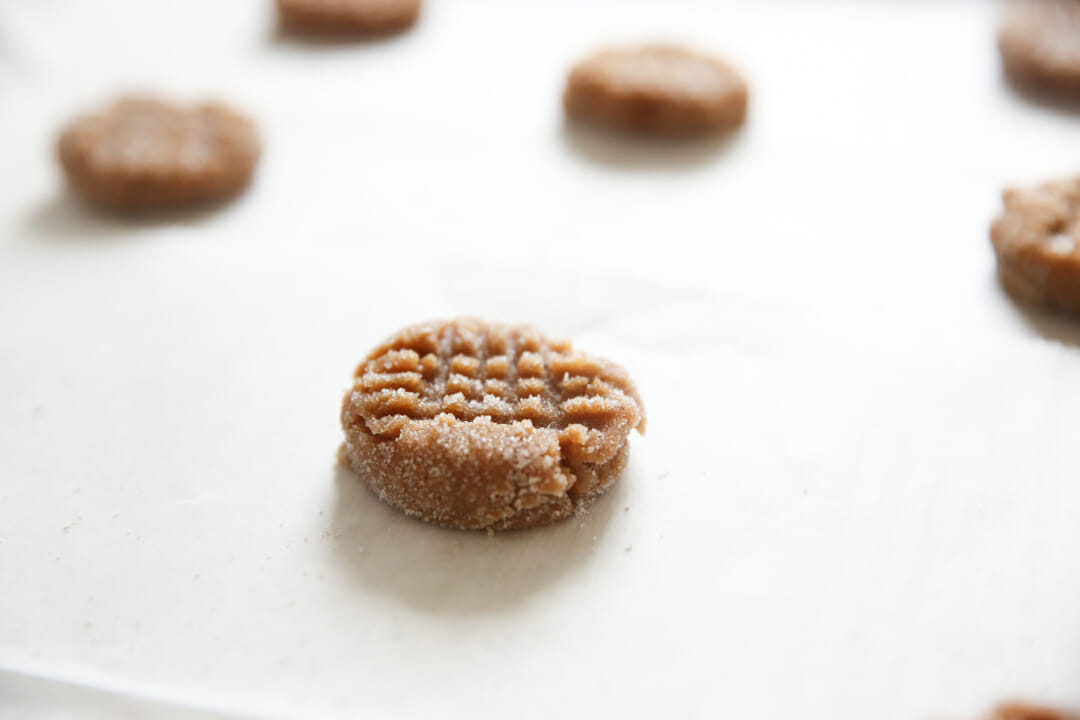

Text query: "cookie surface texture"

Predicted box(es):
[564, 43, 748, 135]
[339, 318, 646, 531]
[999, 0, 1080, 97]
[276, 0, 420, 35]
[57, 96, 260, 211]
[991, 177, 1080, 315]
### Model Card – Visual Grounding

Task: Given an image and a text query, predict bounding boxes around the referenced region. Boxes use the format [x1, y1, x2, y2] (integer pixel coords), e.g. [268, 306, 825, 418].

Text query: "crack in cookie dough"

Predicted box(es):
[339, 318, 645, 531]
[991, 176, 1080, 316]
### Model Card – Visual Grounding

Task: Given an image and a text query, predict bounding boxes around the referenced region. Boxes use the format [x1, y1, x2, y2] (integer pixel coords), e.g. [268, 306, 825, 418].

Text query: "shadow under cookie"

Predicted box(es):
[1000, 74, 1080, 117]
[992, 273, 1080, 348]
[266, 23, 417, 49]
[560, 120, 742, 171]
[1013, 303, 1080, 348]
[22, 191, 239, 243]
[329, 462, 624, 615]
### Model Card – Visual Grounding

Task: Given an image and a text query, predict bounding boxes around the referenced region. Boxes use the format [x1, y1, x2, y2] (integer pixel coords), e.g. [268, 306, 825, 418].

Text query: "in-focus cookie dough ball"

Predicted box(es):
[57, 96, 260, 211]
[991, 176, 1080, 316]
[998, 0, 1080, 98]
[339, 318, 646, 531]
[276, 0, 421, 36]
[564, 44, 748, 135]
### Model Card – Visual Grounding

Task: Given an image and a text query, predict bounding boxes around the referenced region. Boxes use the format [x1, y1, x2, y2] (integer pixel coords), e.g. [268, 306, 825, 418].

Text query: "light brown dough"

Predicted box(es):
[998, 0, 1080, 98]
[276, 0, 420, 36]
[564, 44, 748, 135]
[991, 176, 1080, 316]
[57, 96, 260, 211]
[339, 318, 645, 531]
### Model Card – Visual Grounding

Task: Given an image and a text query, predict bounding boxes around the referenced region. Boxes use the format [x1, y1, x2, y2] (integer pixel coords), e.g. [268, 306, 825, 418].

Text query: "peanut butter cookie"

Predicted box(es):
[991, 176, 1080, 316]
[992, 702, 1080, 720]
[999, 0, 1080, 98]
[276, 0, 420, 36]
[564, 44, 748, 135]
[57, 96, 260, 211]
[339, 318, 645, 531]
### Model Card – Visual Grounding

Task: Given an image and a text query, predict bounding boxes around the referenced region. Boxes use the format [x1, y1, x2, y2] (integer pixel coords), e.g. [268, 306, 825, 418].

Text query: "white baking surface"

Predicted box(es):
[1, 1, 1079, 718]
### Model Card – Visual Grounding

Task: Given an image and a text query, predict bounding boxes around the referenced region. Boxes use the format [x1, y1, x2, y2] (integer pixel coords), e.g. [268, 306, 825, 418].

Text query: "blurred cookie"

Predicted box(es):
[276, 0, 420, 36]
[339, 318, 645, 531]
[992, 702, 1080, 720]
[991, 176, 1080, 316]
[57, 96, 260, 211]
[564, 44, 748, 135]
[998, 0, 1080, 98]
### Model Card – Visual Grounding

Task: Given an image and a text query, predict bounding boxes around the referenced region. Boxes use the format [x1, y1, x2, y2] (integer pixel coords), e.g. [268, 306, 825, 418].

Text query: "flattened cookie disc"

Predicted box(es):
[57, 96, 260, 211]
[999, 0, 1080, 97]
[990, 177, 1080, 316]
[339, 318, 646, 531]
[276, 0, 421, 36]
[564, 44, 749, 135]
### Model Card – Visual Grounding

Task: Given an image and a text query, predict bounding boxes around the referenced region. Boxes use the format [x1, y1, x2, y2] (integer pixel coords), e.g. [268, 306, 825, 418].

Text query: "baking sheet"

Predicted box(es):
[1, 1, 1079, 718]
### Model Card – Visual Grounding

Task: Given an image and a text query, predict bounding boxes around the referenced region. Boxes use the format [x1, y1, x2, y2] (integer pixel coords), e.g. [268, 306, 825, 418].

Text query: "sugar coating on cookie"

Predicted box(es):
[276, 0, 420, 35]
[991, 177, 1080, 315]
[998, 0, 1080, 97]
[339, 318, 645, 531]
[564, 44, 748, 135]
[57, 96, 260, 211]
[992, 702, 1080, 720]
